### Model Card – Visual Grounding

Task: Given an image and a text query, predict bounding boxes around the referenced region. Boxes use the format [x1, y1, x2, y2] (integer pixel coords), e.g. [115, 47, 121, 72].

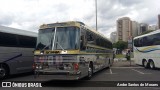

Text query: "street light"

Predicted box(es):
[95, 0, 98, 31]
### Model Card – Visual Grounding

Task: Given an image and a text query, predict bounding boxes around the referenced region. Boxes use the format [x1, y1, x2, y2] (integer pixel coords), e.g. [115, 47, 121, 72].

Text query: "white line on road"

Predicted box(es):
[132, 69, 144, 74]
[105, 68, 117, 74]
[105, 73, 117, 74]
[131, 69, 151, 74]
[111, 67, 143, 69]
[110, 68, 113, 74]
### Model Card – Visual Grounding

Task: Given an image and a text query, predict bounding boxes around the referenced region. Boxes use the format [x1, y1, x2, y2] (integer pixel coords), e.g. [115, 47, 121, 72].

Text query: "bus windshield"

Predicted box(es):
[36, 28, 55, 50]
[36, 26, 80, 50]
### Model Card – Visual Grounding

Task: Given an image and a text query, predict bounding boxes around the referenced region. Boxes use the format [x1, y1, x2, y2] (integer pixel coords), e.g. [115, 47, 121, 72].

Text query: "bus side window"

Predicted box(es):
[0, 32, 18, 47]
[80, 29, 86, 50]
[17, 35, 36, 48]
[139, 38, 143, 47]
[152, 33, 160, 45]
[143, 37, 149, 46]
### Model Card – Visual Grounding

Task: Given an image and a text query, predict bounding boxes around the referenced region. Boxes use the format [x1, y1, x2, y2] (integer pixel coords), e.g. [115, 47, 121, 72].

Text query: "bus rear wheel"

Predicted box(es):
[0, 65, 8, 79]
[149, 60, 155, 69]
[143, 60, 149, 68]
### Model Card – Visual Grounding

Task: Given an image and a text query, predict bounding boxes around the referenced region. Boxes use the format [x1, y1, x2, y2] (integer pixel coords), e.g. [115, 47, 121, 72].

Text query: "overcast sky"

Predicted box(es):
[0, 0, 160, 38]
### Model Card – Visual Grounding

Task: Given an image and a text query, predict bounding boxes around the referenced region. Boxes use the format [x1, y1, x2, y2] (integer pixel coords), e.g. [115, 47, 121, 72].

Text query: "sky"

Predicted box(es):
[0, 0, 160, 38]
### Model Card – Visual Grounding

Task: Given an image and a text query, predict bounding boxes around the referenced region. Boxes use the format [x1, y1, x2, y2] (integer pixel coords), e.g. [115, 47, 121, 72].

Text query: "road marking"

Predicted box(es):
[105, 73, 117, 74]
[132, 69, 144, 74]
[105, 68, 117, 74]
[131, 69, 151, 74]
[111, 67, 143, 69]
[110, 68, 113, 74]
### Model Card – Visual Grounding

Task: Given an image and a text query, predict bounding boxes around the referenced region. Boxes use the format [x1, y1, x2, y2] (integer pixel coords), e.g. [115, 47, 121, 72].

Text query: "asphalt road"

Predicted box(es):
[1, 60, 160, 90]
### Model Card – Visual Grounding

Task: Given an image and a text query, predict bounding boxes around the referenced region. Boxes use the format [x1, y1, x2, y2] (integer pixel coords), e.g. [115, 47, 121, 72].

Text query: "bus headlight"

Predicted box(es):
[64, 66, 71, 70]
[63, 64, 72, 70]
[39, 66, 42, 69]
[61, 50, 67, 54]
[35, 65, 42, 69]
[40, 51, 44, 55]
[36, 66, 39, 69]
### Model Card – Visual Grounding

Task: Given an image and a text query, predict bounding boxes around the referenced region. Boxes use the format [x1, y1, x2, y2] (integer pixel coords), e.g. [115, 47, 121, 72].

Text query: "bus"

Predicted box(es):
[34, 21, 113, 80]
[133, 30, 160, 69]
[0, 25, 37, 79]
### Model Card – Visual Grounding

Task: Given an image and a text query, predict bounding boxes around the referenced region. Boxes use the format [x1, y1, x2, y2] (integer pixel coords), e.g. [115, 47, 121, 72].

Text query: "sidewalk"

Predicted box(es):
[113, 58, 139, 67]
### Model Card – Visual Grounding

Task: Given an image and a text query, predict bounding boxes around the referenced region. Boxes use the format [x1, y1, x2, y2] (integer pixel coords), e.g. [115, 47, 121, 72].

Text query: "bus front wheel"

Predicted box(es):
[87, 63, 93, 80]
[0, 64, 8, 79]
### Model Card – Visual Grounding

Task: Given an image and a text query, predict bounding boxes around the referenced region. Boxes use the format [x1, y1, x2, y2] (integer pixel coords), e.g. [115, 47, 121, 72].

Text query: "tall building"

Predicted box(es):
[137, 24, 141, 36]
[139, 23, 148, 35]
[117, 17, 132, 42]
[158, 14, 160, 29]
[131, 21, 139, 37]
[110, 31, 117, 43]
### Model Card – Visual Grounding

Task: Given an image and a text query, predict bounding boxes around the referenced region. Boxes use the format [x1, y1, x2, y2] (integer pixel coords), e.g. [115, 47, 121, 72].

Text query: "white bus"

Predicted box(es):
[133, 30, 160, 69]
[0, 25, 37, 79]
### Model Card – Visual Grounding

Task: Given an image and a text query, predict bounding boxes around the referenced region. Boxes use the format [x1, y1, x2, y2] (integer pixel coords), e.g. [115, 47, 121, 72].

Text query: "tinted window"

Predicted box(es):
[18, 35, 36, 48]
[0, 32, 36, 48]
[134, 33, 160, 47]
[85, 30, 112, 49]
[150, 33, 160, 45]
[134, 39, 139, 47]
[86, 31, 95, 44]
[0, 32, 18, 47]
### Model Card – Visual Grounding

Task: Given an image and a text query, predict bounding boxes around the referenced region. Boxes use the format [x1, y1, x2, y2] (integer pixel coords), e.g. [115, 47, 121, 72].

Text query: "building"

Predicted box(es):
[158, 14, 160, 29]
[139, 23, 148, 35]
[148, 25, 158, 31]
[110, 31, 117, 43]
[117, 17, 132, 42]
[131, 21, 139, 37]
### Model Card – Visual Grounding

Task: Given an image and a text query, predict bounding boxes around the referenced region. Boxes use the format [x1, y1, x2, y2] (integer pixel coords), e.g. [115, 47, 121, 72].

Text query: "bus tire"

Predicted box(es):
[0, 64, 9, 79]
[143, 60, 149, 68]
[149, 60, 155, 69]
[86, 62, 93, 80]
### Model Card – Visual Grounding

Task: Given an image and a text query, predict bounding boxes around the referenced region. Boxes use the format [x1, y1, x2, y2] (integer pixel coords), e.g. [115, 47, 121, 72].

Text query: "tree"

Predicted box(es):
[140, 30, 154, 35]
[113, 41, 127, 53]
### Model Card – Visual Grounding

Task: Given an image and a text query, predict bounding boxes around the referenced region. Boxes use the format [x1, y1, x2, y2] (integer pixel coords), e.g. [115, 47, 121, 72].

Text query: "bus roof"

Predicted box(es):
[0, 25, 38, 37]
[134, 29, 160, 39]
[40, 21, 111, 43]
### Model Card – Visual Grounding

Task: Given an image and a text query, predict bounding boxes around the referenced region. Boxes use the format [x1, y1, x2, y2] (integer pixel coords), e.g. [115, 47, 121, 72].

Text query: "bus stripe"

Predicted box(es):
[135, 47, 160, 53]
[3, 54, 22, 63]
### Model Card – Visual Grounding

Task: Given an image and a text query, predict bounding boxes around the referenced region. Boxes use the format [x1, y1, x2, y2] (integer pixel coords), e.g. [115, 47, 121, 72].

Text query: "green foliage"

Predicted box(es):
[141, 30, 154, 35]
[113, 41, 127, 51]
[116, 54, 125, 58]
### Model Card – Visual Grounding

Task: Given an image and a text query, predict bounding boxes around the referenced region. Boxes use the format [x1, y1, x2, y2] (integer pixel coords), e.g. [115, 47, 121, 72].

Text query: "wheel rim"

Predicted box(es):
[144, 61, 147, 67]
[150, 61, 154, 69]
[88, 67, 92, 77]
[0, 68, 6, 78]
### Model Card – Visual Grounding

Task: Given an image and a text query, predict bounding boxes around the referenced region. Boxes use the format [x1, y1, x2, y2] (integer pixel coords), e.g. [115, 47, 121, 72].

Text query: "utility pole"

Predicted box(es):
[95, 0, 98, 31]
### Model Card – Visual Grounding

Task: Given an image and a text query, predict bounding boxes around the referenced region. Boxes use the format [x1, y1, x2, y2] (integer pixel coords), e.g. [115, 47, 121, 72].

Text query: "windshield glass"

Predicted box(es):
[36, 28, 55, 50]
[54, 27, 80, 50]
[36, 26, 80, 50]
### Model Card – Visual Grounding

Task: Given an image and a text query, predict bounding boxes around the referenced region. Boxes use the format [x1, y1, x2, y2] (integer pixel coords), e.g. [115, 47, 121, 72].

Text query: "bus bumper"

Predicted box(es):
[34, 70, 82, 80]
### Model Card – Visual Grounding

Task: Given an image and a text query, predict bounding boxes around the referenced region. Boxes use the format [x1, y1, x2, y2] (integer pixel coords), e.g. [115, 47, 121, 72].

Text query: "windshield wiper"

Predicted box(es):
[56, 42, 64, 50]
[41, 42, 51, 50]
[41, 29, 55, 51]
